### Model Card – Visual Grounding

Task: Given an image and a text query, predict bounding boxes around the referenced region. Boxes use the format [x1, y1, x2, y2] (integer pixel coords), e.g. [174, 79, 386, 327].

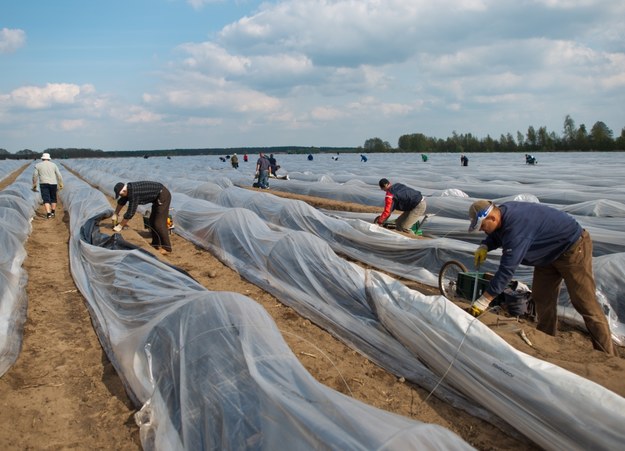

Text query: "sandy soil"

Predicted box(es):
[0, 165, 623, 450]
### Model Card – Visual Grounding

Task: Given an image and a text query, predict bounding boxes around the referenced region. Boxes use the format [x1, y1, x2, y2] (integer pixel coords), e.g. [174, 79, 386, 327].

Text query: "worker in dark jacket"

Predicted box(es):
[375, 178, 426, 233]
[112, 181, 172, 254]
[468, 200, 615, 355]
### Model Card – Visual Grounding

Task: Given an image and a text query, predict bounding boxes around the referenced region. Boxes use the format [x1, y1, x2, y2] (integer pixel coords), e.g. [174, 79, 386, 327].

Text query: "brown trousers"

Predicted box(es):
[532, 230, 615, 355]
[149, 187, 172, 252]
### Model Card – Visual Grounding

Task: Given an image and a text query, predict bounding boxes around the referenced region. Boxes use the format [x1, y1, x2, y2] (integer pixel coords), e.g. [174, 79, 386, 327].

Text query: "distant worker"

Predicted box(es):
[525, 154, 537, 165]
[467, 200, 615, 355]
[32, 152, 64, 219]
[461, 154, 469, 166]
[231, 153, 239, 169]
[255, 152, 271, 189]
[421, 154, 428, 162]
[243, 153, 249, 162]
[112, 181, 173, 255]
[375, 178, 427, 233]
[268, 153, 278, 175]
[361, 154, 368, 162]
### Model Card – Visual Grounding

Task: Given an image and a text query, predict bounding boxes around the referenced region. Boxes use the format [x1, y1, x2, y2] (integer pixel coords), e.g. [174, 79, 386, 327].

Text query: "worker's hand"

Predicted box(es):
[474, 245, 488, 268]
[468, 295, 490, 317]
[373, 215, 381, 225]
[32, 185, 38, 192]
[113, 224, 123, 233]
[255, 172, 259, 178]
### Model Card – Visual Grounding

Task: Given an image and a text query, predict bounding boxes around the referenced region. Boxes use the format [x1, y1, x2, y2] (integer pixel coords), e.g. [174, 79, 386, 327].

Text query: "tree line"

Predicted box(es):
[1, 115, 623, 159]
[364, 115, 625, 153]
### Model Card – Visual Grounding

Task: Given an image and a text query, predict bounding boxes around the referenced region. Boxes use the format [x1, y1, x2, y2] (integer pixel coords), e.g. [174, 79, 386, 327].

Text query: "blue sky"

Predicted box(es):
[1, 0, 624, 152]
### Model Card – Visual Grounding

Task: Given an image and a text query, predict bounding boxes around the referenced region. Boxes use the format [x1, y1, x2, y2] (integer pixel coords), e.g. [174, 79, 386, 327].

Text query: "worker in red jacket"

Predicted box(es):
[375, 178, 426, 233]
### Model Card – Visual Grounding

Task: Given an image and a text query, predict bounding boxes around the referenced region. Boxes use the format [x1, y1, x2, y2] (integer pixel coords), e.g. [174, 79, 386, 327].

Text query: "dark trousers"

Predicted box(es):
[532, 230, 615, 355]
[149, 187, 172, 252]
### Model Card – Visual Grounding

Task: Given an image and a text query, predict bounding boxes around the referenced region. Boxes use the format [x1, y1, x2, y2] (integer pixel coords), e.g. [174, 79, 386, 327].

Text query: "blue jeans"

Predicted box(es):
[259, 170, 269, 188]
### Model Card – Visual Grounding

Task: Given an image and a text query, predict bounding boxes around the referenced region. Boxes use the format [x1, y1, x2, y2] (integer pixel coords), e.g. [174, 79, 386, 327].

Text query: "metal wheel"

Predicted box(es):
[438, 260, 468, 301]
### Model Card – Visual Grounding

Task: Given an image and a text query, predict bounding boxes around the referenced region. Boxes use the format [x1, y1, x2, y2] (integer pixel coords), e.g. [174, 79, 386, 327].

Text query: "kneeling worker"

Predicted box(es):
[112, 181, 172, 255]
[468, 199, 615, 355]
[375, 178, 427, 233]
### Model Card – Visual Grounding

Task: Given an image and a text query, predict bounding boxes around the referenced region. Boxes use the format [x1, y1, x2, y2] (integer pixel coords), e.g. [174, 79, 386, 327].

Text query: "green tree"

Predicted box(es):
[563, 114, 577, 147]
[364, 138, 391, 152]
[590, 121, 614, 150]
[526, 126, 537, 150]
[615, 127, 625, 150]
[397, 133, 428, 152]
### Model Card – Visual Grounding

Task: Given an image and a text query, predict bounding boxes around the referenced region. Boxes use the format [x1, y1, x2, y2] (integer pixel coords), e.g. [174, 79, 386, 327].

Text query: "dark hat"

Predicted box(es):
[468, 200, 494, 232]
[114, 182, 125, 199]
[378, 178, 390, 188]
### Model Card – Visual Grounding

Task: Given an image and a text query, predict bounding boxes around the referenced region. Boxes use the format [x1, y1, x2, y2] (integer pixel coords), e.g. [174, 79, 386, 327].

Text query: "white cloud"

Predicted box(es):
[9, 83, 92, 109]
[0, 28, 26, 54]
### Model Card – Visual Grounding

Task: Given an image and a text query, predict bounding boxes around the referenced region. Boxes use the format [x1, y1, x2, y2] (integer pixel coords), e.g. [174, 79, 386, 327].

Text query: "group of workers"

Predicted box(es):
[373, 177, 615, 356]
[32, 152, 616, 355]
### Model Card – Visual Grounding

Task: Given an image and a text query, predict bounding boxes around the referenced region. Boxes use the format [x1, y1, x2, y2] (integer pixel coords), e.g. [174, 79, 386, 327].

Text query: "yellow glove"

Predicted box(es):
[58, 183, 64, 191]
[32, 185, 38, 192]
[474, 245, 488, 268]
[468, 295, 490, 317]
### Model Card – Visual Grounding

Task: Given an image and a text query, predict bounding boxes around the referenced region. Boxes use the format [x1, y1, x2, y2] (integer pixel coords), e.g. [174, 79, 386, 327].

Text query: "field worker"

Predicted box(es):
[255, 152, 271, 189]
[32, 152, 64, 219]
[112, 181, 172, 255]
[375, 178, 427, 233]
[468, 200, 615, 355]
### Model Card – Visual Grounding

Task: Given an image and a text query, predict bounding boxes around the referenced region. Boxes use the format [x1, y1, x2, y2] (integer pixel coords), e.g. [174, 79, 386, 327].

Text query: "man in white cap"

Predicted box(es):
[32, 153, 64, 219]
[467, 199, 615, 355]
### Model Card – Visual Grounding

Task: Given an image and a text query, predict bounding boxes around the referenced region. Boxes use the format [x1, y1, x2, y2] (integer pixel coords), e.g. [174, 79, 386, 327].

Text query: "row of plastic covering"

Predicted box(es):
[59, 170, 474, 450]
[63, 158, 625, 450]
[0, 160, 27, 184]
[0, 165, 38, 376]
[63, 157, 625, 347]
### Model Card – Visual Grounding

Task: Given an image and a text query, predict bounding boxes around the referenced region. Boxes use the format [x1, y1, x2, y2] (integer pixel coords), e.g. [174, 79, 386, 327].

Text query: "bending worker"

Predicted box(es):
[468, 200, 615, 355]
[112, 181, 172, 255]
[375, 178, 427, 233]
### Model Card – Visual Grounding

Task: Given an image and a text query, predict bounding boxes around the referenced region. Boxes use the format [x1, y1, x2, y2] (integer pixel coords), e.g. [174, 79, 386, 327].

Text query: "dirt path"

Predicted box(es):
[0, 167, 140, 450]
[0, 165, 623, 450]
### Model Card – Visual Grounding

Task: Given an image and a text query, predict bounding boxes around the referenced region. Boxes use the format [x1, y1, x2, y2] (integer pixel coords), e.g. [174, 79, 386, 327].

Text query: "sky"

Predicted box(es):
[1, 0, 624, 153]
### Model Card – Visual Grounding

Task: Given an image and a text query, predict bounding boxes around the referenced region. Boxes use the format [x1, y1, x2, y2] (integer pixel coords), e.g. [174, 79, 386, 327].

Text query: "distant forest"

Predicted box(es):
[1, 115, 623, 160]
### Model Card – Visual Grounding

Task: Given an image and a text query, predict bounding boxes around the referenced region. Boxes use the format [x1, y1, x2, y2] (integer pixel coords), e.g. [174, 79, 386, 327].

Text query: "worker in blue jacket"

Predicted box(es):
[375, 178, 427, 233]
[468, 200, 615, 355]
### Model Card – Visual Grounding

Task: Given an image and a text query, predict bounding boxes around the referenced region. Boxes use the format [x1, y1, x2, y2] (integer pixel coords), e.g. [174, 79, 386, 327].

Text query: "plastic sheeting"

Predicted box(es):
[366, 271, 625, 451]
[63, 155, 625, 345]
[0, 165, 39, 376]
[60, 154, 625, 449]
[60, 172, 473, 450]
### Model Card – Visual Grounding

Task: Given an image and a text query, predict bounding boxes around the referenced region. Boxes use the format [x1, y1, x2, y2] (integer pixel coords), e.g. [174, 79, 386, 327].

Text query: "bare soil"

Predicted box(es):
[1, 165, 623, 450]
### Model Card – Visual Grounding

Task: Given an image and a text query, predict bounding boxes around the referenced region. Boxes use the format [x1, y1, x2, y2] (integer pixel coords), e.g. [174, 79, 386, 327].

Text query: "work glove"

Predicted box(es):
[373, 215, 381, 225]
[32, 185, 38, 192]
[113, 224, 123, 233]
[58, 183, 64, 191]
[468, 295, 490, 317]
[474, 245, 488, 268]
